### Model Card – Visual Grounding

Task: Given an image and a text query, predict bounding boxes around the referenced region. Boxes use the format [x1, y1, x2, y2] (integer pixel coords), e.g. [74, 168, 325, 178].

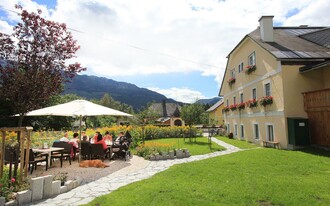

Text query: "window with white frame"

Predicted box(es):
[227, 124, 230, 133]
[240, 124, 244, 139]
[231, 69, 235, 78]
[226, 99, 229, 107]
[253, 123, 259, 139]
[233, 96, 236, 104]
[240, 93, 244, 103]
[265, 83, 271, 96]
[266, 124, 274, 141]
[248, 52, 256, 66]
[238, 62, 244, 73]
[234, 124, 238, 138]
[252, 88, 257, 100]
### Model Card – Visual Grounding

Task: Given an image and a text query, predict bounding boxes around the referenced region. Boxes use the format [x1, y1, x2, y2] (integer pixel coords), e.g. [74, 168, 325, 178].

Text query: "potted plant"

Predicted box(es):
[229, 104, 238, 111]
[259, 96, 273, 106]
[246, 99, 258, 108]
[228, 77, 236, 85]
[222, 106, 230, 112]
[245, 65, 257, 74]
[237, 102, 245, 110]
[54, 172, 68, 186]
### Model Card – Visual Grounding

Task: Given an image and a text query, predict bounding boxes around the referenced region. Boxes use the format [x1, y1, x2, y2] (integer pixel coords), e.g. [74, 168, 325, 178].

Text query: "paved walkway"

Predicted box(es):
[33, 137, 241, 206]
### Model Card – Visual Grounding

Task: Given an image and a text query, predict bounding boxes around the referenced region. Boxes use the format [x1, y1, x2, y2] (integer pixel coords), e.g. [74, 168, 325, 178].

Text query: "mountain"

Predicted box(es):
[63, 75, 180, 111]
[195, 97, 221, 106]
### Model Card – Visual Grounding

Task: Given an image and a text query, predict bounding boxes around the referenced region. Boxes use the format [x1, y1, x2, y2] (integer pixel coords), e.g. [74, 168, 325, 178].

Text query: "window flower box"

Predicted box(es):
[229, 104, 238, 111]
[246, 99, 258, 108]
[228, 77, 236, 85]
[237, 102, 245, 110]
[259, 96, 273, 106]
[245, 65, 256, 74]
[223, 106, 230, 112]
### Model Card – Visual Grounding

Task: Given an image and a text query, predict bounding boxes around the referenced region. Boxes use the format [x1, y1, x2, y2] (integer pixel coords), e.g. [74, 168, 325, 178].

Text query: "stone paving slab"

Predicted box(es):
[32, 137, 241, 206]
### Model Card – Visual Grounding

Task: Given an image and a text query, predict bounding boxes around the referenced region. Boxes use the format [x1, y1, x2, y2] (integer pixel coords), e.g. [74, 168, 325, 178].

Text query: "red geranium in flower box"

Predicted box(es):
[246, 99, 258, 108]
[245, 65, 256, 74]
[237, 102, 245, 110]
[259, 96, 273, 106]
[228, 77, 236, 85]
[229, 104, 238, 111]
[223, 106, 230, 112]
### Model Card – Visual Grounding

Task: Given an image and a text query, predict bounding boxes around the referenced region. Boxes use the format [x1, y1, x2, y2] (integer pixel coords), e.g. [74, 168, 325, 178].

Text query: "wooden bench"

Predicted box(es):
[262, 140, 280, 149]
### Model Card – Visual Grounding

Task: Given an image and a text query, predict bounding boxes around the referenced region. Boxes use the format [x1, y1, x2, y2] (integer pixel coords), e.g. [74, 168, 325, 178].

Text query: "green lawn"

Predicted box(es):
[134, 137, 225, 156]
[86, 147, 330, 206]
[216, 135, 260, 149]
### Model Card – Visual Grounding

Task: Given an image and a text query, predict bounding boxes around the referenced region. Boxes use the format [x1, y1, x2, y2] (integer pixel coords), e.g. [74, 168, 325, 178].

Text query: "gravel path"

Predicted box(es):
[30, 156, 149, 185]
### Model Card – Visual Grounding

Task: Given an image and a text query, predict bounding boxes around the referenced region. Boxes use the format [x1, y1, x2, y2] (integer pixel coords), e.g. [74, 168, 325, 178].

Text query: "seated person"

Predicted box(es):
[114, 131, 125, 145]
[81, 135, 90, 144]
[92, 131, 101, 143]
[104, 131, 113, 142]
[59, 132, 70, 142]
[69, 132, 79, 149]
[94, 134, 108, 151]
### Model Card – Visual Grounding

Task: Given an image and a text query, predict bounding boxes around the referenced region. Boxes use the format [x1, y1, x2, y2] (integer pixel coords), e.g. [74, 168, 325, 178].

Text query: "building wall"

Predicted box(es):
[221, 37, 288, 148]
[282, 65, 324, 118]
[208, 104, 224, 126]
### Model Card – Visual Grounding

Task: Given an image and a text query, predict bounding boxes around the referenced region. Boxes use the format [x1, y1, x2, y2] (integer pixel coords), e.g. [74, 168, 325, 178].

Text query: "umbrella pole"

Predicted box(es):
[78, 115, 82, 162]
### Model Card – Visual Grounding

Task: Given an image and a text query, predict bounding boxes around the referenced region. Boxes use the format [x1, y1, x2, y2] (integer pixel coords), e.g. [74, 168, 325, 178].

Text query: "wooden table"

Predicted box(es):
[33, 147, 64, 167]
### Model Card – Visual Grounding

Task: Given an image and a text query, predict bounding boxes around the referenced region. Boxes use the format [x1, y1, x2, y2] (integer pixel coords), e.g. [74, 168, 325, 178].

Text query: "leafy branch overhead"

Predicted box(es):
[0, 5, 85, 125]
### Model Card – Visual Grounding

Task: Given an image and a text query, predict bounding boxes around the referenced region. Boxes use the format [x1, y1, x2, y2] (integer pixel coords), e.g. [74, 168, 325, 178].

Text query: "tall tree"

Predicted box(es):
[0, 5, 85, 126]
[181, 103, 207, 126]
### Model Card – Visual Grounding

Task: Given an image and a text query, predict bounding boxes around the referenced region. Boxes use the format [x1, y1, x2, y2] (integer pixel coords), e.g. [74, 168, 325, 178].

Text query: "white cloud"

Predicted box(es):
[148, 87, 206, 103]
[1, 0, 330, 95]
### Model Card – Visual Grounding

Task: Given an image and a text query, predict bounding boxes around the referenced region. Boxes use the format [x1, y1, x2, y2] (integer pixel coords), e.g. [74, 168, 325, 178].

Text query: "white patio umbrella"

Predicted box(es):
[23, 99, 133, 160]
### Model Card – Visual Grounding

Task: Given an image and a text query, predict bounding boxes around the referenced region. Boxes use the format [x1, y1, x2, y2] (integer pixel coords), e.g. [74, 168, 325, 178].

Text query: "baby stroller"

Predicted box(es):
[111, 131, 132, 161]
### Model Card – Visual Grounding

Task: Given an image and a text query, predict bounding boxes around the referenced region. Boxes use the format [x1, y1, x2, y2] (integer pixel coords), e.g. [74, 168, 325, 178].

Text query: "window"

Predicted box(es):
[265, 83, 271, 96]
[266, 124, 274, 141]
[234, 124, 238, 138]
[238, 62, 244, 73]
[248, 52, 256, 66]
[253, 123, 259, 139]
[226, 99, 229, 107]
[233, 96, 236, 104]
[252, 88, 257, 100]
[240, 93, 244, 103]
[227, 124, 230, 133]
[231, 69, 235, 78]
[240, 125, 244, 139]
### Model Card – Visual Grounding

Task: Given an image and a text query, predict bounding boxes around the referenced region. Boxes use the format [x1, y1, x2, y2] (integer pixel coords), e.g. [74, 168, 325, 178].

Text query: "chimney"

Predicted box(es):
[162, 99, 168, 117]
[259, 15, 274, 42]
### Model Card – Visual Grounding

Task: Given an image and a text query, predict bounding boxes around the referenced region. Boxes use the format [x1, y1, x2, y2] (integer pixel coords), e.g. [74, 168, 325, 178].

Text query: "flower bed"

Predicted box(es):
[259, 96, 273, 106]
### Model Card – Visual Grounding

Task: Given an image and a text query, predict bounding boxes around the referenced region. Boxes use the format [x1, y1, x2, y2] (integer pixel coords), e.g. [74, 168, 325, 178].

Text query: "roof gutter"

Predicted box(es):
[299, 60, 330, 73]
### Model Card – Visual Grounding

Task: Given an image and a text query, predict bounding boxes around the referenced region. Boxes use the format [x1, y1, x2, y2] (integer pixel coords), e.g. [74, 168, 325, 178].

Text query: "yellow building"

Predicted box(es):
[219, 16, 330, 149]
[206, 99, 224, 126]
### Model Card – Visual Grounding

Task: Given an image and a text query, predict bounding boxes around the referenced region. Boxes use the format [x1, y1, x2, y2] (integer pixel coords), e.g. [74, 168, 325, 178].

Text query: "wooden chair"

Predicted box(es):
[51, 142, 72, 167]
[27, 149, 48, 174]
[81, 142, 91, 160]
[90, 144, 106, 160]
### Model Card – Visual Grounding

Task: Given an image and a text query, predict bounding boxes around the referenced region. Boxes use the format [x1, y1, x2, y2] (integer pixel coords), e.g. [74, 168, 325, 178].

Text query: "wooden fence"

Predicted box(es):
[303, 89, 330, 147]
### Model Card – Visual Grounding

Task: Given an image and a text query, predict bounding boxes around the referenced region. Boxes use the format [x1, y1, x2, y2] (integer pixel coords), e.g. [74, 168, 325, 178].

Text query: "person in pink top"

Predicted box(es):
[95, 134, 108, 150]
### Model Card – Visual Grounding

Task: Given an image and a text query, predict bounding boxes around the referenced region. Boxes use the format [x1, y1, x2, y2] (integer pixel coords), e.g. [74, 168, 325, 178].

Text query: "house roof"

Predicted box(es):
[206, 99, 224, 112]
[219, 25, 330, 96]
[149, 102, 181, 117]
[248, 27, 330, 60]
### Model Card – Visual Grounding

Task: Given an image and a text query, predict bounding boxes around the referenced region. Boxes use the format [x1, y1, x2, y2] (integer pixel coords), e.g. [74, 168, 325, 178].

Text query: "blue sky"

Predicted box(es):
[1, 0, 329, 103]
